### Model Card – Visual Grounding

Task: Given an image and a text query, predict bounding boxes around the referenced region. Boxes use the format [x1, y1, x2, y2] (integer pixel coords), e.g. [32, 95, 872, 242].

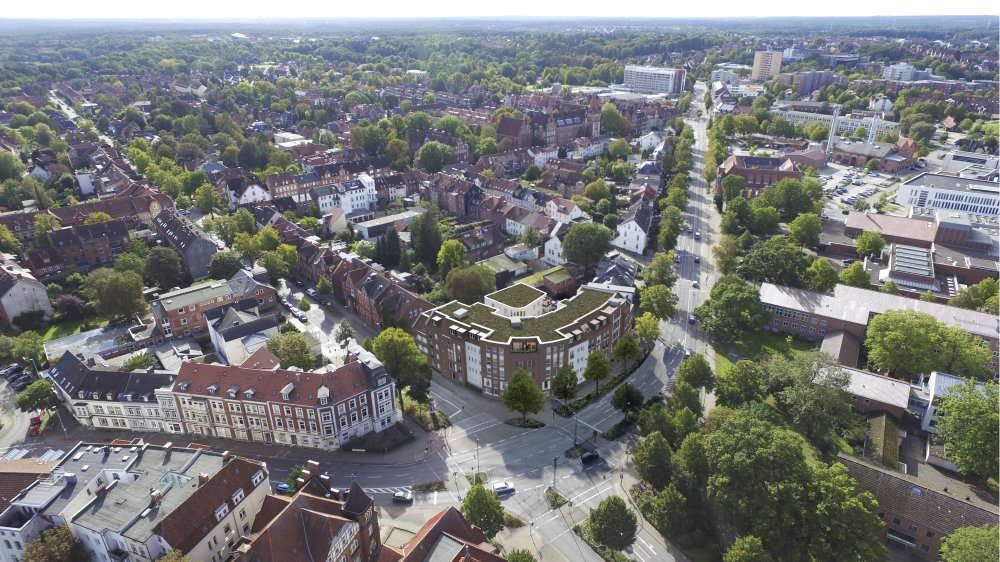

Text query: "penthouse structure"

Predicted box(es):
[412, 284, 633, 397]
[896, 173, 1000, 217]
[623, 65, 686, 95]
[166, 346, 397, 450]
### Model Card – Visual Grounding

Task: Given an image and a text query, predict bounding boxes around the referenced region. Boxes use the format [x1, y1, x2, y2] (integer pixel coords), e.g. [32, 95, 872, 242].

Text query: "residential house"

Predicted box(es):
[206, 306, 281, 367]
[44, 219, 131, 274]
[454, 224, 504, 263]
[612, 201, 653, 255]
[150, 271, 277, 340]
[0, 262, 53, 328]
[495, 116, 532, 150]
[407, 129, 472, 163]
[543, 222, 570, 266]
[392, 506, 505, 562]
[153, 208, 218, 281]
[545, 198, 584, 224]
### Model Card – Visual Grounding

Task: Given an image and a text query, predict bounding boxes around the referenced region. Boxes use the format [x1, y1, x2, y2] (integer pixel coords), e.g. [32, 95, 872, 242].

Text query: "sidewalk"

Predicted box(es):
[39, 408, 440, 466]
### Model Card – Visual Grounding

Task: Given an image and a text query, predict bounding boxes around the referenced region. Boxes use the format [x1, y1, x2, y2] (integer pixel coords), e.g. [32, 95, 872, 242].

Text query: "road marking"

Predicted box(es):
[433, 491, 438, 505]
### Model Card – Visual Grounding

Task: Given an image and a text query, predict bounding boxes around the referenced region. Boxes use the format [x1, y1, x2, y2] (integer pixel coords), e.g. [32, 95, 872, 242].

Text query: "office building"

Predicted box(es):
[623, 65, 686, 95]
[896, 173, 1000, 217]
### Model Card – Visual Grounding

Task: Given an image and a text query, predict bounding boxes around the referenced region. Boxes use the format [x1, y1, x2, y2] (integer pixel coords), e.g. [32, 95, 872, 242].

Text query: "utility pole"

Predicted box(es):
[552, 457, 558, 489]
[475, 436, 480, 479]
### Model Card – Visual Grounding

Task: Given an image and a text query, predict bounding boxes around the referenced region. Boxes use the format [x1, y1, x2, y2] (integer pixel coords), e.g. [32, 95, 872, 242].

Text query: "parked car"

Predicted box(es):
[842, 259, 855, 266]
[580, 451, 600, 464]
[306, 288, 318, 298]
[392, 490, 413, 504]
[275, 482, 291, 494]
[11, 381, 28, 391]
[694, 231, 701, 239]
[293, 279, 304, 287]
[492, 481, 515, 496]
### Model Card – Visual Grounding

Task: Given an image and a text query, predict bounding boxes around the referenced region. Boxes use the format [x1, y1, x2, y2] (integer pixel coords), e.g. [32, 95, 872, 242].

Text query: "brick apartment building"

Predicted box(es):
[715, 155, 803, 197]
[412, 283, 633, 397]
[150, 271, 277, 339]
[42, 219, 131, 274]
[0, 194, 170, 247]
[164, 346, 397, 450]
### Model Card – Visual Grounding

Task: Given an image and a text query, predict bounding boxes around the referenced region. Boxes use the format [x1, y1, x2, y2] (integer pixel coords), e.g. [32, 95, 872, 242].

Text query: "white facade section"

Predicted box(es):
[623, 65, 686, 95]
[465, 342, 483, 389]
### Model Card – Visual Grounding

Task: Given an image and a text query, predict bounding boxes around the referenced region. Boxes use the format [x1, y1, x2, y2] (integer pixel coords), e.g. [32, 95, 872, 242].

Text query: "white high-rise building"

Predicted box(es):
[623, 65, 686, 95]
[751, 51, 783, 81]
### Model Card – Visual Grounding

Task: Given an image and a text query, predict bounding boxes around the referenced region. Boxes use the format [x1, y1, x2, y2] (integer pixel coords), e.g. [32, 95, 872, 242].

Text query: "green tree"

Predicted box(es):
[716, 360, 767, 408]
[583, 178, 612, 201]
[806, 463, 888, 561]
[645, 483, 687, 536]
[0, 223, 20, 253]
[144, 247, 184, 289]
[936, 380, 999, 480]
[712, 234, 742, 275]
[14, 380, 61, 413]
[804, 258, 839, 293]
[693, 276, 770, 341]
[562, 222, 612, 271]
[724, 536, 773, 562]
[410, 208, 443, 265]
[721, 174, 747, 202]
[611, 383, 644, 423]
[297, 298, 311, 312]
[676, 353, 715, 392]
[505, 550, 537, 562]
[940, 525, 1000, 562]
[639, 284, 678, 320]
[0, 152, 26, 182]
[437, 239, 468, 280]
[634, 431, 673, 489]
[84, 211, 113, 225]
[771, 352, 853, 440]
[154, 552, 195, 562]
[233, 232, 261, 262]
[950, 278, 999, 314]
[208, 251, 242, 280]
[599, 103, 627, 137]
[194, 183, 224, 215]
[552, 363, 578, 402]
[386, 138, 411, 170]
[588, 496, 638, 551]
[11, 331, 45, 370]
[737, 237, 811, 286]
[415, 141, 455, 173]
[121, 353, 159, 372]
[642, 252, 678, 288]
[445, 265, 496, 304]
[670, 381, 703, 418]
[259, 250, 290, 283]
[33, 214, 60, 247]
[114, 252, 146, 277]
[461, 484, 505, 539]
[583, 350, 611, 394]
[266, 332, 313, 369]
[855, 231, 885, 258]
[880, 280, 901, 294]
[372, 328, 431, 409]
[788, 213, 822, 248]
[920, 290, 937, 302]
[85, 269, 147, 321]
[613, 333, 641, 372]
[839, 262, 870, 288]
[609, 139, 631, 160]
[333, 320, 355, 346]
[503, 369, 546, 422]
[865, 310, 943, 377]
[633, 312, 660, 348]
[22, 525, 90, 562]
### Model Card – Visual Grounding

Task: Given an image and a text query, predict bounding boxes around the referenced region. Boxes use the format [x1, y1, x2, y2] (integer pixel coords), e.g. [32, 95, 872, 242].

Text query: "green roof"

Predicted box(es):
[866, 413, 900, 468]
[437, 288, 615, 343]
[487, 283, 545, 308]
[521, 266, 567, 287]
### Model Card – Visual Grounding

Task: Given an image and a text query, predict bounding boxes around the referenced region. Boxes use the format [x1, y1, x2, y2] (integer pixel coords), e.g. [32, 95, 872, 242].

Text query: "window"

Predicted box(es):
[892, 517, 901, 526]
[232, 488, 245, 504]
[925, 531, 935, 539]
[920, 544, 930, 553]
[239, 508, 247, 519]
[215, 503, 230, 521]
[224, 523, 232, 535]
[909, 523, 919, 533]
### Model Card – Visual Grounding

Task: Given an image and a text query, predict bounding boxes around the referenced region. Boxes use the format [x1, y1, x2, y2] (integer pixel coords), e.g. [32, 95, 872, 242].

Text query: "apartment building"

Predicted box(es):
[777, 69, 845, 96]
[169, 347, 397, 450]
[150, 271, 277, 339]
[0, 262, 52, 328]
[0, 194, 169, 247]
[751, 51, 783, 81]
[153, 208, 218, 281]
[42, 219, 131, 274]
[612, 201, 653, 255]
[896, 173, 999, 217]
[623, 65, 686, 95]
[412, 284, 633, 397]
[0, 442, 268, 562]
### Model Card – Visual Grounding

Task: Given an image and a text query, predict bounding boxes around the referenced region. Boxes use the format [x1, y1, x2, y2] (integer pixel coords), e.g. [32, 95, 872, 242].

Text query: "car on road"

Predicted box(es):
[492, 481, 515, 496]
[694, 256, 700, 264]
[842, 259, 855, 266]
[694, 231, 701, 239]
[11, 380, 29, 391]
[275, 482, 291, 494]
[392, 490, 413, 503]
[293, 279, 304, 287]
[580, 451, 600, 464]
[692, 280, 700, 288]
[688, 315, 696, 324]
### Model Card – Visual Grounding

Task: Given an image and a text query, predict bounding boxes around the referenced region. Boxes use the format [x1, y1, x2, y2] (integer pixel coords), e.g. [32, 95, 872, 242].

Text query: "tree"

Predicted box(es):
[155, 552, 195, 562]
[372, 328, 431, 410]
[0, 223, 19, 253]
[639, 284, 678, 320]
[333, 319, 356, 347]
[316, 277, 332, 296]
[415, 141, 455, 173]
[611, 383, 643, 423]
[721, 174, 747, 202]
[670, 381, 703, 418]
[111, 252, 144, 277]
[461, 484, 504, 539]
[865, 310, 941, 378]
[14, 379, 61, 413]
[194, 183, 224, 215]
[936, 380, 999, 480]
[880, 280, 901, 294]
[950, 278, 999, 314]
[855, 231, 885, 258]
[737, 237, 811, 286]
[561, 223, 612, 271]
[633, 312, 660, 349]
[518, 225, 542, 247]
[724, 536, 773, 562]
[410, 209, 443, 265]
[609, 139, 631, 160]
[676, 353, 715, 392]
[445, 266, 496, 304]
[634, 431, 673, 488]
[259, 250, 291, 283]
[599, 103, 627, 137]
[503, 369, 546, 422]
[712, 234, 741, 275]
[583, 350, 611, 394]
[613, 333, 641, 372]
[34, 214, 60, 247]
[55, 294, 86, 319]
[643, 252, 678, 288]
[839, 262, 870, 288]
[0, 152, 26, 182]
[233, 232, 261, 262]
[645, 483, 687, 536]
[506, 550, 537, 562]
[122, 353, 159, 372]
[437, 239, 468, 280]
[209, 251, 242, 280]
[771, 352, 853, 440]
[297, 298, 311, 312]
[144, 247, 184, 289]
[804, 258, 839, 293]
[374, 227, 403, 269]
[266, 332, 313, 369]
[788, 213, 821, 248]
[693, 276, 770, 341]
[22, 525, 89, 562]
[552, 363, 578, 402]
[85, 269, 147, 321]
[940, 525, 999, 562]
[588, 496, 638, 551]
[920, 290, 938, 302]
[806, 463, 889, 562]
[716, 360, 767, 408]
[386, 138, 411, 170]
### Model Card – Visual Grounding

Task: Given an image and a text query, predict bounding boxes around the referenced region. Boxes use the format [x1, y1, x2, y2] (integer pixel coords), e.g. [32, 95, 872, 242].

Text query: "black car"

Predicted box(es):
[580, 451, 600, 464]
[294, 279, 304, 287]
[11, 375, 32, 386]
[11, 380, 29, 391]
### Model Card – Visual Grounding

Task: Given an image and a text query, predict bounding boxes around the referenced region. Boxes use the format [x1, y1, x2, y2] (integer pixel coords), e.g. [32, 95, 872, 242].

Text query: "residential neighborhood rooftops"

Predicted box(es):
[434, 288, 615, 343]
[485, 283, 545, 308]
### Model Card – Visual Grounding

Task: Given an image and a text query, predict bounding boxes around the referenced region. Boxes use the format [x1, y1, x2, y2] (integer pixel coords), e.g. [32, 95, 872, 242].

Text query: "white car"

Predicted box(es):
[492, 481, 515, 495]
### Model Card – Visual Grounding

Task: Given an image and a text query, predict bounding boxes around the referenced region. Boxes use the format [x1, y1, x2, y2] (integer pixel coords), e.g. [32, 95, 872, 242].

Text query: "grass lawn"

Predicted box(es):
[39, 316, 108, 342]
[714, 330, 817, 375]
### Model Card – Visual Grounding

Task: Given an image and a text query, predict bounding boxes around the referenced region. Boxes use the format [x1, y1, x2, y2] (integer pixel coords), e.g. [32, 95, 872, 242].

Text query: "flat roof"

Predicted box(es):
[841, 366, 911, 410]
[434, 288, 616, 343]
[154, 282, 232, 313]
[486, 283, 545, 308]
[903, 172, 1000, 195]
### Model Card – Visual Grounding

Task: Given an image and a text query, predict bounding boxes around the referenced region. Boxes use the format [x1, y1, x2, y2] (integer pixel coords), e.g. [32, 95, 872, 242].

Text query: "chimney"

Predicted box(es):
[150, 490, 163, 506]
[198, 473, 209, 486]
[164, 442, 173, 454]
[295, 477, 306, 490]
[306, 460, 320, 474]
[319, 474, 331, 486]
[223, 450, 231, 463]
[96, 484, 108, 497]
[301, 470, 311, 481]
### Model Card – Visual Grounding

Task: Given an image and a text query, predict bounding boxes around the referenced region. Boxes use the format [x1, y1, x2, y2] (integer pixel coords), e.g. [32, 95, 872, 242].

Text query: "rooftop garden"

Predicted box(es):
[438, 288, 614, 343]
[486, 283, 545, 308]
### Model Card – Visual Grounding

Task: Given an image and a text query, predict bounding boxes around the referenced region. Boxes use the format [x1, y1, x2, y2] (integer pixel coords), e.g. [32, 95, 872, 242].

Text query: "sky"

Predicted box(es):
[1, 0, 999, 19]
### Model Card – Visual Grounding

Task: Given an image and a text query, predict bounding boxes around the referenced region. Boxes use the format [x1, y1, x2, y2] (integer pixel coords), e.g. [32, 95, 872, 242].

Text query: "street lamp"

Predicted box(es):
[475, 436, 480, 479]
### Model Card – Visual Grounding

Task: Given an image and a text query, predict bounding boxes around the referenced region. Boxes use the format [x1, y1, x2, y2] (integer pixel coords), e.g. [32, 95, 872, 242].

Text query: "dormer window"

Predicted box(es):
[281, 382, 294, 401]
[207, 384, 219, 396]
